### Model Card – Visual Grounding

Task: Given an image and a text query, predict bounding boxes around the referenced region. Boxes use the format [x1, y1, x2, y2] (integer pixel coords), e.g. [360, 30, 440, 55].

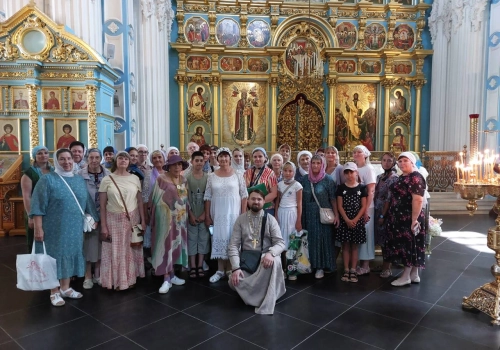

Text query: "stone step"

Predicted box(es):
[429, 192, 496, 215]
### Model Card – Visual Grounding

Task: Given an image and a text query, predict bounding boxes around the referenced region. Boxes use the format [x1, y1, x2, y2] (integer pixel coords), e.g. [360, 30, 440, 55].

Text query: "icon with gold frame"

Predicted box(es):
[11, 87, 29, 110]
[70, 88, 88, 111]
[54, 118, 78, 150]
[42, 87, 62, 111]
[0, 118, 21, 153]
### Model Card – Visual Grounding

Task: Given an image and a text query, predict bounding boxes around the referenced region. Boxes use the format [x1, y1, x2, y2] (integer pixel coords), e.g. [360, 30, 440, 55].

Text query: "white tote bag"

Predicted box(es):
[16, 242, 60, 291]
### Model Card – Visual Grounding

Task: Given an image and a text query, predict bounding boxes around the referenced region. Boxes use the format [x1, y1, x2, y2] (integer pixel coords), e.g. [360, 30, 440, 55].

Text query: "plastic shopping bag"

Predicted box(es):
[16, 242, 60, 291]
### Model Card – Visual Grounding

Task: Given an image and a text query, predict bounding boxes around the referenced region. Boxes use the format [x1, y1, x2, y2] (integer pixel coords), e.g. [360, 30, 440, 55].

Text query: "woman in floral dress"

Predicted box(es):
[386, 152, 426, 287]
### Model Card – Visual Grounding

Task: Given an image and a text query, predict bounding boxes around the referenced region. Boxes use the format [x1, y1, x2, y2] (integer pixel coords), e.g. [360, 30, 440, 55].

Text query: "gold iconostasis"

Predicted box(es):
[171, 0, 432, 153]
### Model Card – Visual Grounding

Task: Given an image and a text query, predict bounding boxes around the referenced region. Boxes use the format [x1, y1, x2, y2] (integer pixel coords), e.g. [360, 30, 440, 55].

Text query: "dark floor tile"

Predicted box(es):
[428, 235, 447, 249]
[434, 239, 487, 255]
[451, 275, 491, 293]
[326, 307, 414, 349]
[0, 303, 85, 339]
[470, 255, 495, 269]
[92, 296, 177, 334]
[17, 316, 118, 350]
[0, 236, 26, 248]
[275, 286, 300, 304]
[379, 280, 449, 304]
[283, 273, 321, 291]
[399, 326, 493, 350]
[275, 293, 349, 327]
[461, 264, 494, 281]
[91, 336, 145, 349]
[147, 282, 222, 311]
[192, 332, 262, 350]
[128, 273, 164, 296]
[426, 249, 476, 266]
[418, 261, 466, 287]
[463, 216, 497, 233]
[350, 271, 388, 289]
[229, 312, 319, 350]
[294, 329, 380, 350]
[0, 286, 48, 316]
[436, 286, 472, 311]
[306, 276, 374, 305]
[127, 312, 221, 349]
[66, 285, 144, 314]
[0, 265, 15, 279]
[192, 276, 239, 296]
[0, 342, 22, 350]
[0, 328, 11, 345]
[356, 290, 432, 324]
[419, 305, 500, 348]
[439, 215, 475, 231]
[183, 294, 255, 330]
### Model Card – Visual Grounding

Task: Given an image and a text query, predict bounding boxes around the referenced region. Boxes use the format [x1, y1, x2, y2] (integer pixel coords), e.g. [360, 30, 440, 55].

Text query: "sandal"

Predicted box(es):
[209, 271, 225, 283]
[50, 292, 65, 307]
[349, 271, 358, 283]
[341, 270, 350, 282]
[189, 268, 198, 279]
[197, 267, 205, 278]
[60, 288, 83, 299]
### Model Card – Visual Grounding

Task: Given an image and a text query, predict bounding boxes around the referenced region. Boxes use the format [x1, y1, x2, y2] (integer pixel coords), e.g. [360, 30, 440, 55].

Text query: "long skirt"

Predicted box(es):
[277, 206, 297, 250]
[358, 207, 375, 260]
[83, 228, 101, 263]
[100, 208, 145, 290]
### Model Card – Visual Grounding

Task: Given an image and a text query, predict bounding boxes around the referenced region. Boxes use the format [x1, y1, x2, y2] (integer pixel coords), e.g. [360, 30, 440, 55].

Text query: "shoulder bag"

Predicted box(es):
[58, 174, 95, 232]
[310, 182, 335, 225]
[109, 175, 143, 247]
[240, 214, 268, 274]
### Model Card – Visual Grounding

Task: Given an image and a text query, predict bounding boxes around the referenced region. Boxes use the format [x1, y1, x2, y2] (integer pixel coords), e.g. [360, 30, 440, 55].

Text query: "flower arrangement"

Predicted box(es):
[428, 216, 443, 237]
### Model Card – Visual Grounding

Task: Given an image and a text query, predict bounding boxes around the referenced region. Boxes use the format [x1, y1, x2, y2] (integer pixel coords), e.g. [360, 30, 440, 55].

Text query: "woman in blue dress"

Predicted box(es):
[300, 155, 339, 279]
[31, 148, 99, 307]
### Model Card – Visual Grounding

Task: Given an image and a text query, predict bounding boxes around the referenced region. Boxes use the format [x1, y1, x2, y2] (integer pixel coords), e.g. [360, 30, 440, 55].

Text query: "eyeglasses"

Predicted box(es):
[138, 151, 149, 155]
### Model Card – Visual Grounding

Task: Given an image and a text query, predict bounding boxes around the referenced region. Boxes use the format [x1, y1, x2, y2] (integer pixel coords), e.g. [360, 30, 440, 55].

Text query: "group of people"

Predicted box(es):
[21, 139, 427, 314]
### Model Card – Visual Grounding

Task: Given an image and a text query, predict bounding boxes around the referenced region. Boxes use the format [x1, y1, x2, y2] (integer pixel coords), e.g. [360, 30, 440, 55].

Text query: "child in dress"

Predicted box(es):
[336, 162, 367, 283]
[275, 161, 303, 280]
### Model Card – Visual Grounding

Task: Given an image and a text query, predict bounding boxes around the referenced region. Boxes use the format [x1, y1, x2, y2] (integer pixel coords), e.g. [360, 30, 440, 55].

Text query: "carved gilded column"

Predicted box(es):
[415, 11, 425, 49]
[208, 2, 217, 45]
[270, 4, 280, 38]
[175, 74, 187, 150]
[412, 79, 426, 151]
[86, 85, 98, 148]
[356, 17, 366, 50]
[269, 76, 278, 149]
[381, 79, 394, 150]
[210, 74, 220, 145]
[176, 1, 186, 43]
[326, 77, 337, 146]
[238, 1, 249, 48]
[26, 84, 39, 153]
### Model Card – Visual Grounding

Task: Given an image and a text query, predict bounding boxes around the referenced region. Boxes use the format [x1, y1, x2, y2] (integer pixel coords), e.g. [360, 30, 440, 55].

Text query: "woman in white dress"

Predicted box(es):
[204, 147, 248, 283]
[352, 145, 376, 276]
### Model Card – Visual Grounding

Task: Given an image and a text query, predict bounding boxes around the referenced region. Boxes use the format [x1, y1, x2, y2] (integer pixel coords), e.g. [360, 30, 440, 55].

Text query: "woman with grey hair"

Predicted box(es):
[352, 145, 376, 276]
[78, 148, 110, 289]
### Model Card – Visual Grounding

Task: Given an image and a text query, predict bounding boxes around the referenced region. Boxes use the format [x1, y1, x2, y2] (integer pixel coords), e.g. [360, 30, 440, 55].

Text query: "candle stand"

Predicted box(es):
[454, 182, 500, 325]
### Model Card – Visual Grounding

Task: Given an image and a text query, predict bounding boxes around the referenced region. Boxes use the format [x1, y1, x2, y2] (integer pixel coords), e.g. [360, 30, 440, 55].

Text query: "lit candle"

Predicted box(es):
[479, 154, 483, 181]
[455, 161, 459, 182]
[459, 152, 464, 166]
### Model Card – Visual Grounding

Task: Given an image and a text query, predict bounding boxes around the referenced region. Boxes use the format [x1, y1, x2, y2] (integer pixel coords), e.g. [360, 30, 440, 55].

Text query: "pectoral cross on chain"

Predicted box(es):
[251, 238, 259, 249]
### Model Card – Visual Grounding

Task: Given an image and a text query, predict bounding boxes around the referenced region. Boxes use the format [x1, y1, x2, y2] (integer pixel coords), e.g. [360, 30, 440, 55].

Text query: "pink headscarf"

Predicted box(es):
[308, 154, 326, 184]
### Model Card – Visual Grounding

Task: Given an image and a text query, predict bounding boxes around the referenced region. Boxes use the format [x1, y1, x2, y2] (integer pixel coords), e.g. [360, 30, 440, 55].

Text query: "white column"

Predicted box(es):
[485, 2, 500, 151]
[136, 0, 174, 150]
[429, 0, 489, 151]
[2, 0, 103, 54]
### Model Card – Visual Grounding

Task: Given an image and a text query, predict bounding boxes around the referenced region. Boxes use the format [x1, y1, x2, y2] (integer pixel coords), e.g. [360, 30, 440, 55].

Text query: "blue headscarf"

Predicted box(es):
[125, 147, 144, 180]
[30, 145, 54, 177]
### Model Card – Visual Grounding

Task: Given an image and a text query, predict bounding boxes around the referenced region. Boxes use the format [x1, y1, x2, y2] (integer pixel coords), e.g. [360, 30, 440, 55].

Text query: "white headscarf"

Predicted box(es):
[165, 146, 180, 160]
[231, 148, 245, 174]
[398, 151, 418, 172]
[54, 149, 75, 177]
[297, 150, 312, 176]
[135, 143, 152, 167]
[354, 145, 371, 164]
